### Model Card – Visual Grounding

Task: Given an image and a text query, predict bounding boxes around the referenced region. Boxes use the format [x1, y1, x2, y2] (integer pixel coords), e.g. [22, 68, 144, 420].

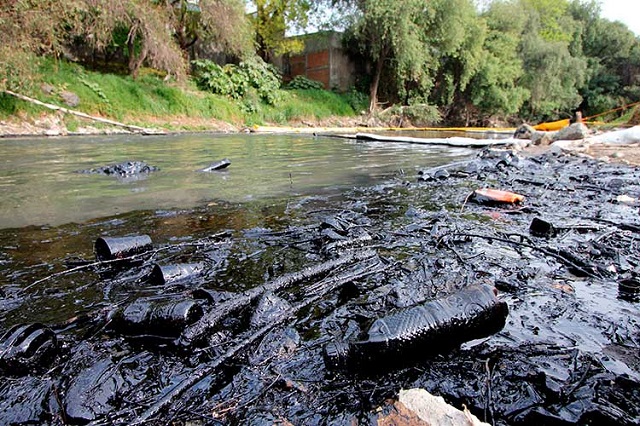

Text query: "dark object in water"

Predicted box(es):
[324, 284, 508, 370]
[78, 161, 158, 176]
[618, 278, 640, 302]
[94, 235, 153, 261]
[148, 262, 204, 285]
[201, 158, 231, 172]
[107, 297, 204, 337]
[530, 217, 556, 238]
[0, 323, 58, 375]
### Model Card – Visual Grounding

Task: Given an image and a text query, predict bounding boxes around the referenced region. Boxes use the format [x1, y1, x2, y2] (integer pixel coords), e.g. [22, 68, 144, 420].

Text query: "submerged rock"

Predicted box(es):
[78, 160, 158, 177]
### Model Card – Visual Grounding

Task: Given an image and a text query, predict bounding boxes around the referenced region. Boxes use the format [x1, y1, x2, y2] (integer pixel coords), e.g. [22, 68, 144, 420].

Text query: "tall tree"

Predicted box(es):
[166, 0, 252, 58]
[346, 0, 437, 112]
[429, 0, 487, 123]
[570, 0, 640, 115]
[75, 0, 186, 79]
[468, 0, 529, 121]
[516, 0, 586, 120]
[250, 0, 310, 62]
[0, 0, 81, 90]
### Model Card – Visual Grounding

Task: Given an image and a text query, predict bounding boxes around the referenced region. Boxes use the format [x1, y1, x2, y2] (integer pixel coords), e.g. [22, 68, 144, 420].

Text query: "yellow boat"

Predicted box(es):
[533, 119, 571, 132]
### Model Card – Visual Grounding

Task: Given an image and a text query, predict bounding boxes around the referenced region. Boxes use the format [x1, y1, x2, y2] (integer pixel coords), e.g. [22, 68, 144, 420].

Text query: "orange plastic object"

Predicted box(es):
[533, 119, 570, 132]
[473, 188, 525, 204]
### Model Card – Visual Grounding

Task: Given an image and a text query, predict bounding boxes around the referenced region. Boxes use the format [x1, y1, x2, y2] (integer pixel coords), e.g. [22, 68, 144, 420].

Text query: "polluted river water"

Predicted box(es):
[0, 132, 639, 425]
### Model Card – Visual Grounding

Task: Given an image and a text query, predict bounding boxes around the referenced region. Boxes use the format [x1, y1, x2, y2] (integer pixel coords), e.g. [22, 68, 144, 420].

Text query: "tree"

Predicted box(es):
[467, 0, 529, 121]
[250, 0, 310, 62]
[429, 0, 487, 123]
[346, 0, 437, 112]
[165, 0, 253, 58]
[570, 0, 640, 115]
[516, 0, 586, 120]
[0, 0, 81, 90]
[73, 0, 186, 79]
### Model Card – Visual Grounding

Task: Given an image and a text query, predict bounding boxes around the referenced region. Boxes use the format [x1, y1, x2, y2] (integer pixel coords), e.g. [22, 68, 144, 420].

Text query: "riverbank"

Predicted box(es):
[2, 110, 640, 168]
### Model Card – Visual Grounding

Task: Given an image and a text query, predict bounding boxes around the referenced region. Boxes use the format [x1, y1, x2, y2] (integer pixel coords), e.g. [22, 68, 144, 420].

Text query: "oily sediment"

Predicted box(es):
[0, 147, 639, 425]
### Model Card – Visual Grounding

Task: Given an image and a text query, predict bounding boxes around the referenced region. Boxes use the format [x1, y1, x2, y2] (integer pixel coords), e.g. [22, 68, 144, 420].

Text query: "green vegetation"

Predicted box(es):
[0, 57, 361, 130]
[193, 58, 283, 105]
[1, 0, 639, 130]
[286, 76, 325, 90]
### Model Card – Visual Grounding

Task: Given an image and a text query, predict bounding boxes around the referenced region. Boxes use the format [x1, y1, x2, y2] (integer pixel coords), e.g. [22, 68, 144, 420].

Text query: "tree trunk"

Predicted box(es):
[369, 45, 390, 113]
[127, 24, 148, 80]
[369, 57, 384, 112]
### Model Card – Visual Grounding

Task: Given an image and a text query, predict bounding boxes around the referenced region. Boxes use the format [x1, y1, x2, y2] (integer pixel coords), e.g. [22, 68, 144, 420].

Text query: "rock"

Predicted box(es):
[517, 122, 590, 146]
[513, 124, 535, 139]
[79, 161, 159, 177]
[40, 84, 55, 96]
[60, 91, 80, 107]
[531, 131, 556, 146]
[554, 122, 590, 141]
[399, 388, 490, 426]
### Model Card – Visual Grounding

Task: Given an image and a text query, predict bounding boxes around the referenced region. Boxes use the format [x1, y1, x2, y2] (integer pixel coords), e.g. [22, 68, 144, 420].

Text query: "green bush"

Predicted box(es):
[344, 88, 369, 113]
[286, 75, 324, 90]
[193, 57, 283, 105]
[0, 92, 17, 115]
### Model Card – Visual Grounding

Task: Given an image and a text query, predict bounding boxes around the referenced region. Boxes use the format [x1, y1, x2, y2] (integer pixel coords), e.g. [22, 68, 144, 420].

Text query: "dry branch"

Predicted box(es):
[3, 89, 163, 134]
[177, 249, 378, 346]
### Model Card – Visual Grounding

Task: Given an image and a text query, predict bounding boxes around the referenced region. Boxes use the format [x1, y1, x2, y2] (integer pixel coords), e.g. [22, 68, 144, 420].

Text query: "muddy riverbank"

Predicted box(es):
[1, 141, 639, 425]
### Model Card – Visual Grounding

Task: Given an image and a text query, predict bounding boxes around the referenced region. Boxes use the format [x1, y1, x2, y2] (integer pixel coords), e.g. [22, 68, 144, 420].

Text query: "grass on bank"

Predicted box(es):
[0, 57, 368, 131]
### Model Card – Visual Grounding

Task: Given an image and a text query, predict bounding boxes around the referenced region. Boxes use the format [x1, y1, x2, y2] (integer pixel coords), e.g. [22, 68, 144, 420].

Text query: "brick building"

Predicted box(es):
[279, 31, 356, 92]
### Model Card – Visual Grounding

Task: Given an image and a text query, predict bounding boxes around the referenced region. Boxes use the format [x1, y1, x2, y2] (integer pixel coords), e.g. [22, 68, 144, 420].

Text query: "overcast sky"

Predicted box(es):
[599, 0, 640, 35]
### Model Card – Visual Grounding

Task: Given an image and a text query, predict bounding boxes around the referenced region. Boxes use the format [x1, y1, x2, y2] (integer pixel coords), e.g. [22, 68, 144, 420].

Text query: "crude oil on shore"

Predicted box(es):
[0, 133, 639, 425]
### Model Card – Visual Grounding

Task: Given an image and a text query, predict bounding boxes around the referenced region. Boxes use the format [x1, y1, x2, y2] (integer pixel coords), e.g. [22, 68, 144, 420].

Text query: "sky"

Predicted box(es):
[599, 0, 640, 35]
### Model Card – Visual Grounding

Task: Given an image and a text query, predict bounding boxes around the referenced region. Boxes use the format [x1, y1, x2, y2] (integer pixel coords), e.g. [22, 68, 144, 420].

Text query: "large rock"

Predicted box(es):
[399, 388, 490, 426]
[60, 90, 80, 107]
[554, 122, 590, 141]
[513, 124, 535, 139]
[515, 122, 590, 146]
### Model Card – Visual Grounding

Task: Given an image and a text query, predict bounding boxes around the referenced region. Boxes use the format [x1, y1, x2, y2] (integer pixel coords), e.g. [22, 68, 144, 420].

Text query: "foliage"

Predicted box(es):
[429, 0, 488, 122]
[468, 1, 529, 120]
[377, 103, 441, 127]
[516, 0, 586, 119]
[344, 0, 485, 115]
[166, 0, 253, 57]
[257, 88, 358, 124]
[344, 88, 369, 113]
[569, 0, 640, 117]
[251, 0, 310, 61]
[345, 0, 437, 111]
[286, 75, 324, 90]
[193, 57, 283, 105]
[2, 0, 640, 127]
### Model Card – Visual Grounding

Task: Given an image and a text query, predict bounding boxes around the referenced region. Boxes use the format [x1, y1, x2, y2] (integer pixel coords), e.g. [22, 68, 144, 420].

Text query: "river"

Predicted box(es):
[0, 133, 473, 229]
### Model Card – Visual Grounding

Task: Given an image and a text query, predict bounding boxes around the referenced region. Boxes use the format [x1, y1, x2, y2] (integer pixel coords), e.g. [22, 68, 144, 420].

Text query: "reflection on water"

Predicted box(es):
[0, 133, 474, 229]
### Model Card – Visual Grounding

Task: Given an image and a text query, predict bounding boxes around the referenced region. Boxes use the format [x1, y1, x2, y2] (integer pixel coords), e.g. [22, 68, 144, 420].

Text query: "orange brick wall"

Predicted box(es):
[307, 51, 329, 70]
[306, 68, 330, 88]
[284, 47, 352, 90]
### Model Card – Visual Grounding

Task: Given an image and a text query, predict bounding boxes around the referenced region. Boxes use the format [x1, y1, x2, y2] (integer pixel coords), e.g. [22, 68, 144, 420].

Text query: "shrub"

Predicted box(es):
[193, 57, 283, 105]
[286, 75, 324, 90]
